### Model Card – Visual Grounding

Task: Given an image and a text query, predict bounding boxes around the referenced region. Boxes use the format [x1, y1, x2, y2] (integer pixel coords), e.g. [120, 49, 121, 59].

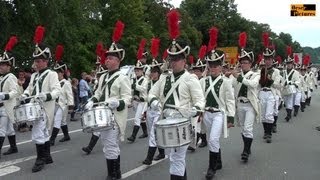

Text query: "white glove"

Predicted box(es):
[36, 93, 47, 102]
[85, 101, 94, 110]
[0, 93, 5, 101]
[150, 100, 161, 111]
[190, 107, 198, 117]
[107, 98, 120, 109]
[19, 94, 28, 101]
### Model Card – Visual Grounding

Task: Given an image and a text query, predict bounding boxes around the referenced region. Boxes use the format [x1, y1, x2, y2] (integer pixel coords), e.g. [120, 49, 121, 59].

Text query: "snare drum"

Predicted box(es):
[155, 118, 193, 148]
[81, 106, 114, 133]
[14, 102, 43, 123]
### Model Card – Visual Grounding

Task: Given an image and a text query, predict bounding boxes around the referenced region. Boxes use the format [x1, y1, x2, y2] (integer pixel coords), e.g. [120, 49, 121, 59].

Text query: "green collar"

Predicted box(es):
[173, 69, 185, 79]
[108, 69, 119, 76]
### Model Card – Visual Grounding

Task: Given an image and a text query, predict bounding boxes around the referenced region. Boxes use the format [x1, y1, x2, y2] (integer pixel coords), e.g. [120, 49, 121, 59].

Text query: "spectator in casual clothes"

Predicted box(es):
[79, 72, 90, 110]
[70, 78, 79, 121]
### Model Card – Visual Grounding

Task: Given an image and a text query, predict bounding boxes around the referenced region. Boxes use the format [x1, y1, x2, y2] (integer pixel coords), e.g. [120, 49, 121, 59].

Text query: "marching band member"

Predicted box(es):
[148, 9, 205, 180]
[306, 62, 318, 106]
[82, 42, 107, 155]
[84, 21, 131, 180]
[0, 36, 20, 158]
[293, 56, 302, 117]
[258, 33, 281, 143]
[20, 26, 61, 172]
[201, 27, 235, 180]
[273, 56, 284, 132]
[283, 46, 300, 122]
[299, 56, 310, 112]
[142, 38, 164, 165]
[127, 39, 149, 142]
[232, 32, 260, 162]
[188, 46, 208, 152]
[50, 45, 74, 146]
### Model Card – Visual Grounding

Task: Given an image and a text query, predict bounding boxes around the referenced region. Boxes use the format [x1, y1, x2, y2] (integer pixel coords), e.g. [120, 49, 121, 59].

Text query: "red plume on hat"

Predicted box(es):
[198, 45, 207, 60]
[162, 49, 168, 61]
[276, 55, 282, 64]
[4, 36, 18, 52]
[95, 42, 103, 57]
[167, 9, 180, 40]
[303, 54, 310, 65]
[136, 38, 146, 60]
[112, 21, 125, 43]
[239, 32, 247, 49]
[33, 26, 45, 44]
[54, 45, 64, 62]
[262, 32, 269, 48]
[151, 38, 160, 59]
[100, 50, 106, 65]
[189, 55, 194, 65]
[208, 27, 218, 52]
[294, 54, 299, 64]
[230, 58, 236, 65]
[286, 46, 292, 57]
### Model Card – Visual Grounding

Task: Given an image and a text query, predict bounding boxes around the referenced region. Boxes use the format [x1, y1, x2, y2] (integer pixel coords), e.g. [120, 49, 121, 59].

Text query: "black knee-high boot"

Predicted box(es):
[0, 137, 5, 159]
[3, 135, 18, 155]
[127, 125, 140, 142]
[272, 116, 278, 133]
[32, 144, 46, 173]
[199, 133, 207, 148]
[293, 105, 299, 117]
[265, 123, 273, 143]
[206, 151, 218, 180]
[154, 148, 165, 160]
[262, 123, 267, 139]
[142, 146, 157, 165]
[300, 102, 305, 112]
[50, 127, 60, 146]
[59, 125, 71, 142]
[82, 134, 99, 154]
[138, 122, 148, 139]
[285, 109, 292, 122]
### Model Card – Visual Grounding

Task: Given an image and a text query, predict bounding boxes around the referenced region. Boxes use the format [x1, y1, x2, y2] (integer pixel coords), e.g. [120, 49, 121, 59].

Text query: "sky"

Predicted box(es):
[171, 0, 320, 48]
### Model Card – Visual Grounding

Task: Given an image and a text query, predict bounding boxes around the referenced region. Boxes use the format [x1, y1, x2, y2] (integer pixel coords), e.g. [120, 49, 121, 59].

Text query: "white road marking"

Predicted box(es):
[0, 165, 21, 176]
[121, 156, 168, 179]
[3, 118, 135, 148]
[0, 149, 67, 169]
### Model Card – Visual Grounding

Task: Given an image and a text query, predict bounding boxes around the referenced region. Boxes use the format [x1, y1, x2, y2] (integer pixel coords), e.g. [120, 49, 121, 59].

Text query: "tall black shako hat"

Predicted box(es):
[33, 26, 51, 60]
[0, 36, 18, 66]
[106, 21, 125, 61]
[262, 32, 275, 58]
[191, 45, 206, 71]
[166, 9, 190, 61]
[238, 32, 254, 62]
[53, 45, 67, 73]
[205, 27, 224, 65]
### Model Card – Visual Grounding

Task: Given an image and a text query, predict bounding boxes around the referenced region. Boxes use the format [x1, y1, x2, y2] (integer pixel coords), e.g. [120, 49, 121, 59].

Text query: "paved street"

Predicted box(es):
[1, 90, 320, 180]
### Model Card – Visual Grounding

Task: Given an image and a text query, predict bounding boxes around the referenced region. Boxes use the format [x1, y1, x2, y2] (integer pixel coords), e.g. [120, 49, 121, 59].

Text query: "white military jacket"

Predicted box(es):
[57, 79, 74, 119]
[24, 69, 61, 129]
[132, 75, 148, 102]
[92, 70, 132, 141]
[200, 74, 235, 138]
[1, 73, 20, 123]
[233, 70, 261, 123]
[283, 68, 301, 94]
[148, 70, 205, 118]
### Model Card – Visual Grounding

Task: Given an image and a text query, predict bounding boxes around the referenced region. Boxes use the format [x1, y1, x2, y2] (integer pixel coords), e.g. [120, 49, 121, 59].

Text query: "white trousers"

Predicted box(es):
[146, 108, 161, 147]
[284, 94, 294, 109]
[274, 95, 280, 116]
[237, 102, 255, 138]
[100, 125, 120, 159]
[0, 107, 15, 137]
[259, 91, 275, 123]
[133, 101, 146, 126]
[204, 111, 223, 153]
[53, 106, 67, 128]
[294, 92, 302, 106]
[169, 145, 188, 176]
[32, 111, 50, 144]
[301, 91, 306, 103]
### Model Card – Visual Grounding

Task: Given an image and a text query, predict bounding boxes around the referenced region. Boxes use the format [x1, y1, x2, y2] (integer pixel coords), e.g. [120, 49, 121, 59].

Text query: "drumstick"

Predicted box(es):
[165, 104, 204, 112]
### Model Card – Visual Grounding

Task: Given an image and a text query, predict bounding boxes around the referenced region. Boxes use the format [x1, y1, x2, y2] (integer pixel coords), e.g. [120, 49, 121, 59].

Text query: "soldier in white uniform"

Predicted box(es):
[20, 26, 61, 172]
[283, 47, 301, 122]
[306, 63, 318, 106]
[148, 9, 205, 180]
[0, 36, 20, 158]
[85, 20, 132, 180]
[273, 56, 284, 132]
[201, 28, 235, 180]
[258, 42, 281, 143]
[49, 45, 74, 146]
[232, 38, 260, 162]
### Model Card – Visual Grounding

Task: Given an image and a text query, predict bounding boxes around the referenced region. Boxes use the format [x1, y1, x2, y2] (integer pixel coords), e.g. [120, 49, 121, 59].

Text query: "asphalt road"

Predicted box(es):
[1, 90, 320, 180]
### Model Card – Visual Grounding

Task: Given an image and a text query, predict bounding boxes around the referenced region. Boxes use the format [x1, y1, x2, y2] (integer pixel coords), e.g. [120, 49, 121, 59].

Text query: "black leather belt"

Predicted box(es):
[0, 103, 3, 107]
[261, 88, 271, 91]
[205, 108, 221, 113]
[239, 99, 250, 103]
